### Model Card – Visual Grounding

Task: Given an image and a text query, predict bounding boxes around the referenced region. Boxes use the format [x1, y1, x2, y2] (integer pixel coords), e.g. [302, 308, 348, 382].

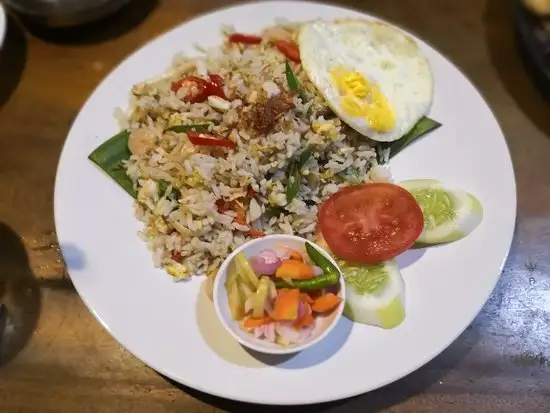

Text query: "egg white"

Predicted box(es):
[298, 19, 434, 142]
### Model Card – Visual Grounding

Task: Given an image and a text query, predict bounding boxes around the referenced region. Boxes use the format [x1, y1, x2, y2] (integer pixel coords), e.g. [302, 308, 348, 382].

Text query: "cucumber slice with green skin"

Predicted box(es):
[314, 232, 406, 329]
[342, 259, 406, 329]
[398, 179, 483, 245]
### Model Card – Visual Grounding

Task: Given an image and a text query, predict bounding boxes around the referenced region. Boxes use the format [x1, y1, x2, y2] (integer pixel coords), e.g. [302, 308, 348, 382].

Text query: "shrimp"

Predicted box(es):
[128, 128, 157, 156]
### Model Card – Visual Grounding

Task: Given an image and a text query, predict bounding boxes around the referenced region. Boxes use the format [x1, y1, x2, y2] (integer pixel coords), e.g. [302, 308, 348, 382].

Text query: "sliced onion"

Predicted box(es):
[250, 249, 281, 275]
[274, 246, 292, 260]
[312, 265, 324, 276]
[253, 325, 265, 338]
[264, 322, 276, 342]
[275, 321, 315, 344]
[251, 323, 277, 342]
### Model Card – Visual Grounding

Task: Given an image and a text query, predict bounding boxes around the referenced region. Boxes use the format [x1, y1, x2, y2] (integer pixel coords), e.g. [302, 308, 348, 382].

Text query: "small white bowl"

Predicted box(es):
[213, 234, 346, 356]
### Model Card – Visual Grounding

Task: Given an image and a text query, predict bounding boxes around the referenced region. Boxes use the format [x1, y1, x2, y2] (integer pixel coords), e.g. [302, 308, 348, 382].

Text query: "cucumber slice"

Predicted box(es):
[252, 277, 271, 318]
[399, 179, 483, 245]
[233, 252, 260, 289]
[342, 259, 406, 329]
[314, 232, 406, 329]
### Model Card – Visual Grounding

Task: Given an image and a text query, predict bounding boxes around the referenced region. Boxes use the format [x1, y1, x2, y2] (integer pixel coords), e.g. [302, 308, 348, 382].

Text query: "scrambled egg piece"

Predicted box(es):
[312, 122, 334, 134]
[185, 170, 203, 187]
[319, 170, 334, 180]
[154, 216, 169, 234]
[167, 113, 185, 128]
[165, 263, 190, 279]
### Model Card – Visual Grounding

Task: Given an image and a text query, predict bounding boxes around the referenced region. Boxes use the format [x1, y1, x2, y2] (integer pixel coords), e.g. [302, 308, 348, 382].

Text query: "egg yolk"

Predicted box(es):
[330, 68, 395, 132]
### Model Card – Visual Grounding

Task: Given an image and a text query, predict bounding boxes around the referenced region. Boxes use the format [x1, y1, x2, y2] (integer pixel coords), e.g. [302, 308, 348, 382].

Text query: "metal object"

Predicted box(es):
[3, 0, 132, 28]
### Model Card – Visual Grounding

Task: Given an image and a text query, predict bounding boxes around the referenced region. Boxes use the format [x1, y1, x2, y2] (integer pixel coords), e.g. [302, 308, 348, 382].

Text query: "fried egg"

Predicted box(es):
[298, 19, 434, 142]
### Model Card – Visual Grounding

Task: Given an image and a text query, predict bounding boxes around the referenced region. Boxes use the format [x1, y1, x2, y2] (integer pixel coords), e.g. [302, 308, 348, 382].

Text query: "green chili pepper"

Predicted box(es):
[285, 61, 300, 91]
[165, 124, 211, 133]
[88, 130, 136, 198]
[273, 242, 340, 291]
[380, 117, 441, 163]
[305, 242, 338, 274]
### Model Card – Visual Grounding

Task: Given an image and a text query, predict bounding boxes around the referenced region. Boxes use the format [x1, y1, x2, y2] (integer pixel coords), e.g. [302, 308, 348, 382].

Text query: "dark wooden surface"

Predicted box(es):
[1, 0, 549, 411]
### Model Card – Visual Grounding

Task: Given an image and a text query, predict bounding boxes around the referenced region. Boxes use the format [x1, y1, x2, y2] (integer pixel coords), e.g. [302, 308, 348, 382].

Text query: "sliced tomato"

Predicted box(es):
[319, 183, 424, 263]
[274, 40, 301, 63]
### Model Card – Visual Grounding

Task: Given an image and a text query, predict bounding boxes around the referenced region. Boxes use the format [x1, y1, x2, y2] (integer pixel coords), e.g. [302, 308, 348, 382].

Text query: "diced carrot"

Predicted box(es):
[306, 290, 322, 301]
[215, 199, 232, 214]
[300, 292, 313, 304]
[275, 259, 313, 280]
[247, 229, 265, 238]
[242, 315, 273, 329]
[233, 200, 247, 225]
[277, 245, 303, 261]
[273, 288, 300, 321]
[277, 288, 291, 296]
[293, 314, 315, 329]
[311, 293, 342, 313]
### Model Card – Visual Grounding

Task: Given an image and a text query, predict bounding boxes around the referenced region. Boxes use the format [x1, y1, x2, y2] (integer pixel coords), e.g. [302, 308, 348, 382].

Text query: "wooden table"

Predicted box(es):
[0, 0, 548, 411]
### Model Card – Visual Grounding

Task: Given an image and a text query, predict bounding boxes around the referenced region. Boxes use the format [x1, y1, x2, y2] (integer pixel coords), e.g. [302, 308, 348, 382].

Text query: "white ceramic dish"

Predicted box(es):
[54, 1, 516, 405]
[213, 235, 345, 356]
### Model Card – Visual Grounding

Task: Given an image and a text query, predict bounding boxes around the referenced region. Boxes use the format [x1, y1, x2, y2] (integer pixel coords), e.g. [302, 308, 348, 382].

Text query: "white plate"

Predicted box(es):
[54, 1, 516, 405]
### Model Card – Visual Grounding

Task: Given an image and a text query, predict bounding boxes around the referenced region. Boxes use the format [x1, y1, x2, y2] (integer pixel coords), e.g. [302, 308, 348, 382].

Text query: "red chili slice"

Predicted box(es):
[171, 76, 211, 102]
[274, 40, 300, 63]
[319, 183, 424, 263]
[186, 131, 235, 149]
[171, 74, 227, 102]
[247, 187, 258, 199]
[228, 33, 263, 44]
[207, 73, 227, 99]
[171, 251, 182, 262]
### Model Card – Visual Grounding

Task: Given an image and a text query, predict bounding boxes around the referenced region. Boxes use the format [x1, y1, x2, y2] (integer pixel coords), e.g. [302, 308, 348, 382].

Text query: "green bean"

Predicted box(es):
[285, 147, 312, 204]
[165, 124, 211, 133]
[285, 160, 300, 204]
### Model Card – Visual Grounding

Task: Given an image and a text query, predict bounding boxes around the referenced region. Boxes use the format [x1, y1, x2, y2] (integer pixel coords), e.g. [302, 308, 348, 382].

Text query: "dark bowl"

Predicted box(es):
[3, 0, 132, 28]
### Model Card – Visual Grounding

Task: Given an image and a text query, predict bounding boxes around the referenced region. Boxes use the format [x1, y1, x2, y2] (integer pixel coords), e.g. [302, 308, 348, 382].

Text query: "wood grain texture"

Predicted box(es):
[1, 0, 550, 411]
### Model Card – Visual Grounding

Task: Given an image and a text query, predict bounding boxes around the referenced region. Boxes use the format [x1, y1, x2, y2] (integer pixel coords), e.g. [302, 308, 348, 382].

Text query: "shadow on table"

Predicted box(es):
[162, 323, 478, 412]
[17, 0, 158, 45]
[484, 0, 550, 138]
[0, 222, 41, 367]
[0, 15, 27, 109]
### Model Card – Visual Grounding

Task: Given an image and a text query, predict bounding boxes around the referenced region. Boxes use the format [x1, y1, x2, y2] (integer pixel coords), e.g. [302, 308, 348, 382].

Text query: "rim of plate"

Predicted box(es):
[54, 0, 517, 405]
[0, 4, 6, 49]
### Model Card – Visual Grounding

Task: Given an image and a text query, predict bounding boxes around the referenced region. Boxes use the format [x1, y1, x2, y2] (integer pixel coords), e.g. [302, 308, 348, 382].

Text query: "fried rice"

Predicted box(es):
[117, 22, 390, 281]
